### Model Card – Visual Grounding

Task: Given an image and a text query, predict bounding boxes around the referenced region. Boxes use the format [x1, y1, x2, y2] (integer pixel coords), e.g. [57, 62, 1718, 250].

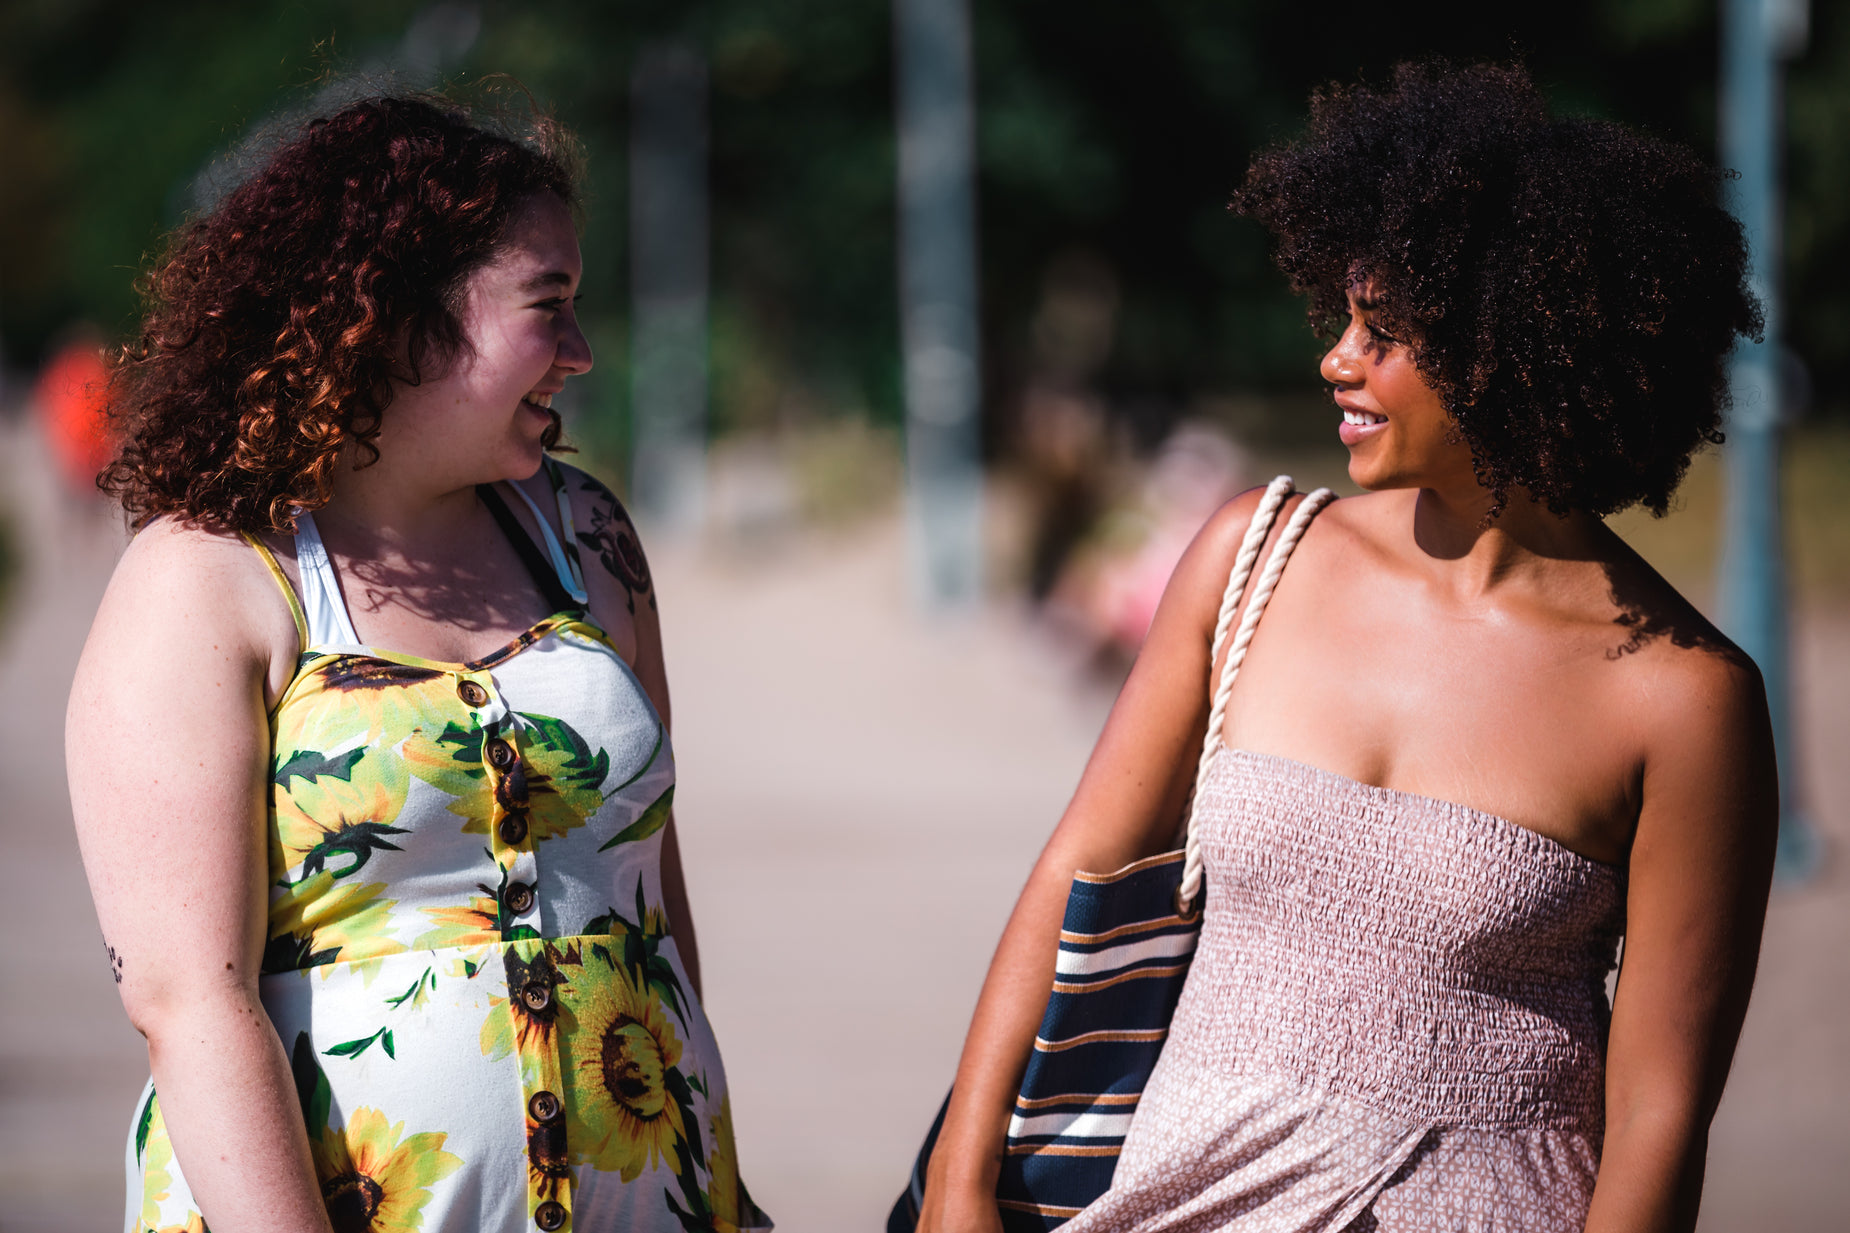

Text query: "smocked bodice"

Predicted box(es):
[1175, 746, 1626, 1130]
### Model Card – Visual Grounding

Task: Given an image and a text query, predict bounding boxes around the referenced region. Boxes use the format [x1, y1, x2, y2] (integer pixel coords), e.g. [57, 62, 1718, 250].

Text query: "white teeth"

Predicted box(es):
[526, 393, 553, 409]
[1342, 409, 1386, 426]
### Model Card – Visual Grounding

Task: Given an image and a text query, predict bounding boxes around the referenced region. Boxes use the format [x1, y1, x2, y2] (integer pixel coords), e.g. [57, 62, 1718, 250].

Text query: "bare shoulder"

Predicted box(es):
[1591, 543, 1775, 843]
[1160, 482, 1353, 631]
[79, 517, 298, 706]
[550, 460, 655, 615]
[108, 518, 287, 632]
[1599, 537, 1766, 728]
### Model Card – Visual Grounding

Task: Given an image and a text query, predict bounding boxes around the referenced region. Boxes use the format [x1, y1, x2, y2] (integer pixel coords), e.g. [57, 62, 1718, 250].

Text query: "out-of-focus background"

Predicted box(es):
[2, 3, 1847, 1231]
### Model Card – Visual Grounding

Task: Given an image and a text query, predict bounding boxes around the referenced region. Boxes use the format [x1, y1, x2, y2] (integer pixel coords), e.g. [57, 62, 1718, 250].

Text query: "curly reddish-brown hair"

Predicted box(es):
[1233, 61, 1762, 519]
[102, 92, 581, 532]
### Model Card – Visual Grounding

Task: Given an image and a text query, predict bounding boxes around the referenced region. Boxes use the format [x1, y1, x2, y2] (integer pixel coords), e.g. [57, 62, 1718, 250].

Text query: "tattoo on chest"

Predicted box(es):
[576, 480, 655, 614]
[105, 941, 123, 984]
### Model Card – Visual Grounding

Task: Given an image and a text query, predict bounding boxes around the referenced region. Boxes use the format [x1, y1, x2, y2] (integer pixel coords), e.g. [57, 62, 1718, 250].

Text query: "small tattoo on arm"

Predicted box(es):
[576, 479, 656, 614]
[105, 941, 123, 984]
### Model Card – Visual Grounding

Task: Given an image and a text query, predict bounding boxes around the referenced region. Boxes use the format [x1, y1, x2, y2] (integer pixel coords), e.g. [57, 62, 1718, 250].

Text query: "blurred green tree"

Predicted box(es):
[1, 0, 1844, 459]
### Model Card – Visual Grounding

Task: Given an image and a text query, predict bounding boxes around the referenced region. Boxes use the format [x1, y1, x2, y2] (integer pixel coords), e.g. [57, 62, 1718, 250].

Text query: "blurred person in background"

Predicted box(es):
[32, 324, 116, 500]
[68, 93, 767, 1233]
[1047, 423, 1248, 672]
[919, 62, 1773, 1233]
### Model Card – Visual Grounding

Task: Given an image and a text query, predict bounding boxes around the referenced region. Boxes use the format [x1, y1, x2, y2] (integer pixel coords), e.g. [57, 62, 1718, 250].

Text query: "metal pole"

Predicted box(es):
[629, 40, 711, 535]
[1718, 0, 1817, 879]
[895, 0, 984, 607]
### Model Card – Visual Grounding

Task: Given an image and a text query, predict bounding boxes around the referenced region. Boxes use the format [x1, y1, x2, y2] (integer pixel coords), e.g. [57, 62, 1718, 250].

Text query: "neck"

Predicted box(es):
[317, 451, 484, 555]
[1409, 480, 1603, 600]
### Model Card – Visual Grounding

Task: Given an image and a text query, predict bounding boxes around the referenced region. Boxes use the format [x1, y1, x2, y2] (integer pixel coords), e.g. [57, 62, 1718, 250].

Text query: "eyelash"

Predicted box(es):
[538, 294, 583, 311]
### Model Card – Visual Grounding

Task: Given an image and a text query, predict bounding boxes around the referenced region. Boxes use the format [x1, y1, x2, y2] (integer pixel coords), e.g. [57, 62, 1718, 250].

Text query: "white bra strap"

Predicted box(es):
[293, 511, 364, 650]
[508, 466, 589, 606]
[1177, 478, 1335, 912]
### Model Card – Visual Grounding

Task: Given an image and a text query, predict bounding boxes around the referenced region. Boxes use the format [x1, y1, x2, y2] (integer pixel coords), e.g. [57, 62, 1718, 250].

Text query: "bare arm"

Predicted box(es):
[564, 466, 702, 996]
[68, 523, 333, 1233]
[1585, 654, 1777, 1232]
[918, 492, 1273, 1231]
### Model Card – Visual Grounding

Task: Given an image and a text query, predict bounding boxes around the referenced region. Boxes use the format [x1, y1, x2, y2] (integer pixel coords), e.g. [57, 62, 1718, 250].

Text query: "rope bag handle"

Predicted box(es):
[1175, 476, 1335, 915]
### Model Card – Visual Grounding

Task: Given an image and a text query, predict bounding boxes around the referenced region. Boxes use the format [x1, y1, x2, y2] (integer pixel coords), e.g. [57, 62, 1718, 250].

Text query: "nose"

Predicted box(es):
[557, 316, 593, 377]
[1320, 332, 1363, 386]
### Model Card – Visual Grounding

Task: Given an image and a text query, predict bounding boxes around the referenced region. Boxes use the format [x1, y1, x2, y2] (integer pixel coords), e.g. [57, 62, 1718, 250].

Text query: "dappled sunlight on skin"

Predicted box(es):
[275, 494, 562, 641]
[1599, 556, 1743, 663]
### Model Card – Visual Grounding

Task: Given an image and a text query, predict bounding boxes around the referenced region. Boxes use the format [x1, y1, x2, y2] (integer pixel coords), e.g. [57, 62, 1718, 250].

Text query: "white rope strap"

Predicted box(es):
[1177, 481, 1335, 912]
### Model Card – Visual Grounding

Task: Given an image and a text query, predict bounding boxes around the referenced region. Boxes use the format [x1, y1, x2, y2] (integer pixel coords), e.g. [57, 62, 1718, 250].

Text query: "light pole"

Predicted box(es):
[1718, 0, 1817, 879]
[895, 0, 984, 608]
[629, 40, 712, 536]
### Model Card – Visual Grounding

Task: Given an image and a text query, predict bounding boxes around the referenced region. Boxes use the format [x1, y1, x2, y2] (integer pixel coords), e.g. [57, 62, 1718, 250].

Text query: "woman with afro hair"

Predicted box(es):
[918, 62, 1773, 1232]
[68, 94, 768, 1232]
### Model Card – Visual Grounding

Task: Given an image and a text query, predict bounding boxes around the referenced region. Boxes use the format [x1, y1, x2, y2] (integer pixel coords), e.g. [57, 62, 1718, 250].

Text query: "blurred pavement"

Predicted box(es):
[0, 415, 1844, 1231]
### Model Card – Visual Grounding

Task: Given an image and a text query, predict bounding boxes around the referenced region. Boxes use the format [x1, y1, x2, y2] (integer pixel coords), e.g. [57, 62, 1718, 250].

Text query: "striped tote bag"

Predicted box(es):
[890, 477, 1331, 1231]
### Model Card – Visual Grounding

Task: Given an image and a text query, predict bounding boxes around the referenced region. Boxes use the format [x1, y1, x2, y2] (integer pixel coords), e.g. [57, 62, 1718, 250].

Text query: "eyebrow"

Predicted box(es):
[520, 271, 576, 293]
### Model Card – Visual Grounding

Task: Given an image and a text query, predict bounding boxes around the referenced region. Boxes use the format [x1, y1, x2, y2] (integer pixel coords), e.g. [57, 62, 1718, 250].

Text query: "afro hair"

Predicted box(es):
[1233, 61, 1763, 518]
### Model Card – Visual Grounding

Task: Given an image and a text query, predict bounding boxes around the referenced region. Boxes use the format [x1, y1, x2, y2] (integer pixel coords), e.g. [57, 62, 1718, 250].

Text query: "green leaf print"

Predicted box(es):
[583, 879, 691, 1029]
[663, 1130, 712, 1229]
[291, 1032, 331, 1133]
[597, 785, 675, 851]
[273, 746, 366, 788]
[134, 1087, 155, 1162]
[383, 968, 435, 1009]
[262, 932, 340, 974]
[403, 718, 488, 808]
[515, 711, 612, 842]
[382, 1029, 396, 1059]
[519, 712, 611, 787]
[296, 820, 410, 881]
[324, 1027, 391, 1059]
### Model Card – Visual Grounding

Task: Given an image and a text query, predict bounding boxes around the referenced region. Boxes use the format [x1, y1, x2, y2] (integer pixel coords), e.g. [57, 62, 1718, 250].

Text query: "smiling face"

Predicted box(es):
[1321, 285, 1476, 494]
[381, 191, 592, 490]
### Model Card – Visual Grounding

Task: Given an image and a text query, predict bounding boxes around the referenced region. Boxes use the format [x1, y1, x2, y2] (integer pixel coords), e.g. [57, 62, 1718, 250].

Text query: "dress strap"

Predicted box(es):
[505, 460, 590, 606]
[292, 511, 365, 649]
[240, 532, 309, 653]
[1177, 477, 1336, 913]
[477, 483, 582, 617]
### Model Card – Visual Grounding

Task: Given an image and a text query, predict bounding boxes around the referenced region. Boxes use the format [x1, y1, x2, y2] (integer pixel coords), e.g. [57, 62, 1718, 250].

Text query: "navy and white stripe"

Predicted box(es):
[992, 851, 1198, 1230]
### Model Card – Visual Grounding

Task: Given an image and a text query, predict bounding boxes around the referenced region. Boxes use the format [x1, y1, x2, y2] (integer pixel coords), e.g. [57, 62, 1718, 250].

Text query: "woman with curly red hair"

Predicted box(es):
[69, 94, 769, 1233]
[916, 63, 1774, 1232]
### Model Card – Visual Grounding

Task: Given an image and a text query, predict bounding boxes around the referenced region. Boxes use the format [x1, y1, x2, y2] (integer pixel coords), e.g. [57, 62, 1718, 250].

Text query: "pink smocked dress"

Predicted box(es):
[1060, 745, 1626, 1232]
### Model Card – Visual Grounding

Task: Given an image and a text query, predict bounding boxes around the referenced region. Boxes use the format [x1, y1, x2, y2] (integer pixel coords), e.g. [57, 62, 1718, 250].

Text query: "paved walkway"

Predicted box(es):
[0, 418, 1842, 1231]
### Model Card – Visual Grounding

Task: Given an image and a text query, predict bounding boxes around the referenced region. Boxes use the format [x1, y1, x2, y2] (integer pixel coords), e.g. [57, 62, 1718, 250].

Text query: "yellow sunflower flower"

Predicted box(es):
[518, 714, 609, 843]
[266, 871, 405, 973]
[150, 1214, 207, 1233]
[289, 657, 462, 744]
[706, 1094, 744, 1231]
[527, 1109, 573, 1204]
[415, 895, 501, 951]
[561, 963, 686, 1182]
[401, 719, 489, 814]
[138, 1099, 175, 1230]
[481, 944, 579, 1064]
[310, 1105, 462, 1233]
[272, 753, 411, 884]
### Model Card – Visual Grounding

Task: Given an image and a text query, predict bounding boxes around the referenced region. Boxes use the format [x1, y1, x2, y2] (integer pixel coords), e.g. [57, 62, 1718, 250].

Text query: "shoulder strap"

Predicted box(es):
[1176, 477, 1335, 913]
[477, 483, 582, 617]
[241, 532, 309, 654]
[506, 460, 590, 605]
[292, 512, 364, 649]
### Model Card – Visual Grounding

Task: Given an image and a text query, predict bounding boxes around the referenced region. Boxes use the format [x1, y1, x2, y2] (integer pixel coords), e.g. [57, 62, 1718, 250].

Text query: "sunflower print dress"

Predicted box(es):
[125, 463, 770, 1233]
